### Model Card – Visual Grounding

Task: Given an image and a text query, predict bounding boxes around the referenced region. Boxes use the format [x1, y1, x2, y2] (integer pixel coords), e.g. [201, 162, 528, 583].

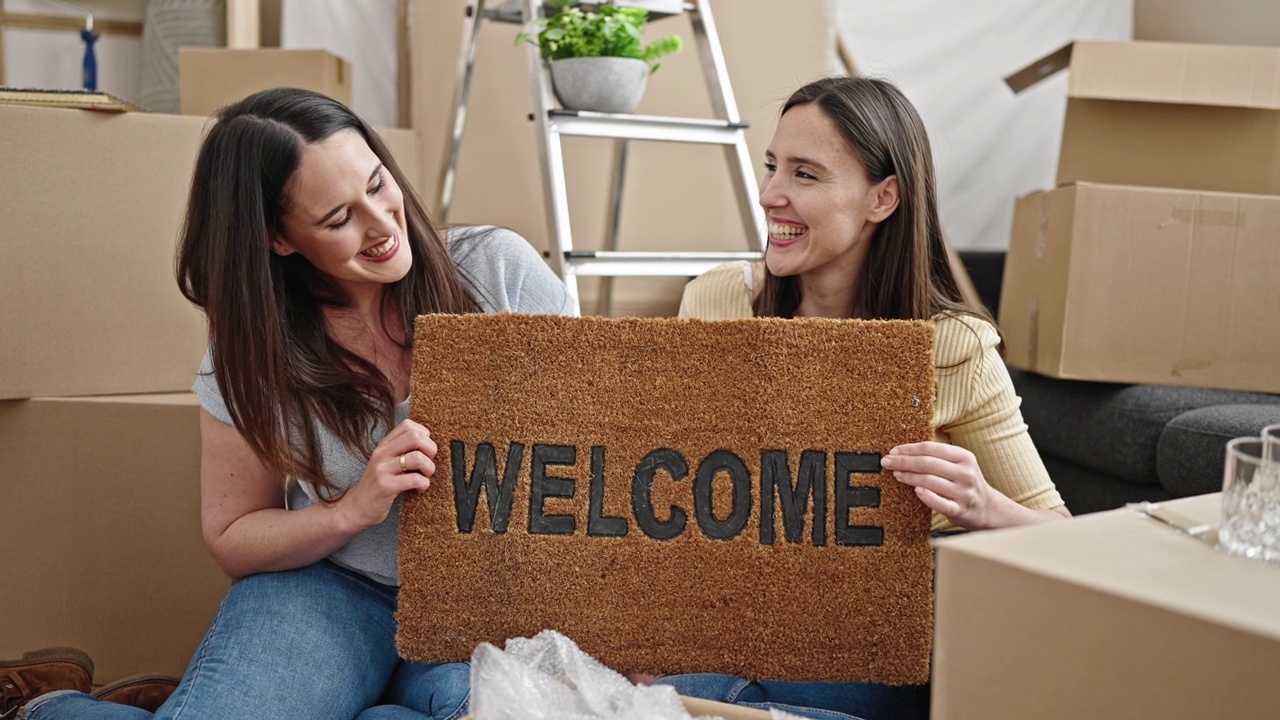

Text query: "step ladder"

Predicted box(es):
[437, 0, 766, 316]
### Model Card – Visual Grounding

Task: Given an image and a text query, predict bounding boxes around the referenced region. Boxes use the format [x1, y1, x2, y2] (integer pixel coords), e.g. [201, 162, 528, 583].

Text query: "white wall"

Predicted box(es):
[280, 0, 398, 128]
[4, 0, 146, 101]
[835, 0, 1132, 250]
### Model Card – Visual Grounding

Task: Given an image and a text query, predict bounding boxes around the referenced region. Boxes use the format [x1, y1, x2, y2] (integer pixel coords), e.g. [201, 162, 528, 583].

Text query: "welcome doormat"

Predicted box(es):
[398, 314, 936, 683]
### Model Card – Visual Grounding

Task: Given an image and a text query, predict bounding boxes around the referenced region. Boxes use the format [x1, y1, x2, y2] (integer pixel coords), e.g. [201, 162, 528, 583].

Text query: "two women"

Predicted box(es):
[13, 88, 572, 720]
[9, 74, 1067, 720]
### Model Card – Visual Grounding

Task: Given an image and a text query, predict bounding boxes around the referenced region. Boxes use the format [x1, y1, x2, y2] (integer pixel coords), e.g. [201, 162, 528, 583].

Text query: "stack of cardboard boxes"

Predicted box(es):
[0, 106, 228, 685]
[998, 40, 1280, 395]
[929, 40, 1280, 719]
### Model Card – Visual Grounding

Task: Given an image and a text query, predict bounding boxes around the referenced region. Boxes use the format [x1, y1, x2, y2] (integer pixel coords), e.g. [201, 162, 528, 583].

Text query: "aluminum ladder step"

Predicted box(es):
[563, 250, 762, 277]
[546, 109, 747, 144]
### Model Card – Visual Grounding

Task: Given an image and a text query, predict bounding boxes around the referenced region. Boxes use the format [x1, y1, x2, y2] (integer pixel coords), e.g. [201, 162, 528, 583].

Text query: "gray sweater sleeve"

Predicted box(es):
[192, 349, 233, 425]
[446, 225, 575, 316]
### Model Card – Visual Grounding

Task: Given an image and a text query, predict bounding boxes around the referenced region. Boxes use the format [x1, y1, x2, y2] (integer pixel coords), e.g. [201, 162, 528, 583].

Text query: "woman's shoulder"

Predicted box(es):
[445, 224, 533, 266]
[444, 224, 573, 315]
[931, 312, 1000, 366]
[679, 261, 755, 319]
[690, 260, 753, 290]
[444, 224, 542, 289]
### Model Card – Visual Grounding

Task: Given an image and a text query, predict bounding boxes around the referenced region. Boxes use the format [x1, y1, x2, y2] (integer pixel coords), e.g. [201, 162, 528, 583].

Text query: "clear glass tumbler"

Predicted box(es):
[1262, 424, 1280, 463]
[1219, 437, 1280, 563]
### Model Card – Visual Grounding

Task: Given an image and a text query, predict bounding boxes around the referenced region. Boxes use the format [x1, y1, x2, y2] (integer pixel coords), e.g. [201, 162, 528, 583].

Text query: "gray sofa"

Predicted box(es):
[961, 251, 1280, 514]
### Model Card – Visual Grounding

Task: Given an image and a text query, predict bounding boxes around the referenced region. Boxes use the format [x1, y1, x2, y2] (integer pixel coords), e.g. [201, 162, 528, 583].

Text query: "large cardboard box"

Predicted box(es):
[0, 394, 229, 684]
[179, 48, 353, 117]
[1008, 40, 1280, 195]
[932, 493, 1280, 719]
[0, 105, 209, 399]
[0, 104, 421, 400]
[999, 182, 1280, 393]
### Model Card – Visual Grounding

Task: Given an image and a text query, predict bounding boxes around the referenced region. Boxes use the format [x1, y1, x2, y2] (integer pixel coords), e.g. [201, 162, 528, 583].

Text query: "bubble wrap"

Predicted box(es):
[468, 631, 807, 720]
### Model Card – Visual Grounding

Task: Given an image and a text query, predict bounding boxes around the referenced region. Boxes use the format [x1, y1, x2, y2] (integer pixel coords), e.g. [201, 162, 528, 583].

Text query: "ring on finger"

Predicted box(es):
[399, 454, 408, 473]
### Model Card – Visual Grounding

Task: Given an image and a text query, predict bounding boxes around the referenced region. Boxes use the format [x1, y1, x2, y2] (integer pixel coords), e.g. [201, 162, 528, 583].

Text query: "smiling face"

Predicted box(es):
[270, 128, 410, 302]
[760, 103, 898, 293]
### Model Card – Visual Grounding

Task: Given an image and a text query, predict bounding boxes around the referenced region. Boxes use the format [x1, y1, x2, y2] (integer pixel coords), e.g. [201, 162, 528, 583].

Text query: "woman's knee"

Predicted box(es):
[163, 563, 400, 718]
[382, 661, 470, 720]
[654, 673, 754, 704]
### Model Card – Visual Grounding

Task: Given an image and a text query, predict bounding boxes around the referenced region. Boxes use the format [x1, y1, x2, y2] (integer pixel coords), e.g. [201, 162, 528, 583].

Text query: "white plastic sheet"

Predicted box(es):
[469, 631, 806, 720]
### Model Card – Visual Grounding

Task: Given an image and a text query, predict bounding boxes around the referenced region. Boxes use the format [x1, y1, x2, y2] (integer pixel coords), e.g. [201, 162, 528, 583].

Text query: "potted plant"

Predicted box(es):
[516, 0, 683, 114]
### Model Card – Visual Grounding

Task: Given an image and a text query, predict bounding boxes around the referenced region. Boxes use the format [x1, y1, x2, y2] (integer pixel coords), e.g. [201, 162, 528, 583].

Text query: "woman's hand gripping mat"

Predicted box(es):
[398, 314, 936, 683]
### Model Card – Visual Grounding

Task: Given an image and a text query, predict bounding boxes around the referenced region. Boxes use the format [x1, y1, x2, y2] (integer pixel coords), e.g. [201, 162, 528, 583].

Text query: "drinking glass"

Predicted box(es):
[1262, 424, 1280, 463]
[1219, 437, 1280, 563]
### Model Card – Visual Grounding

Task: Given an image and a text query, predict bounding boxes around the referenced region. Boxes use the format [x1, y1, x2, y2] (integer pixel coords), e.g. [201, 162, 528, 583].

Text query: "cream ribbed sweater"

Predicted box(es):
[679, 262, 1064, 531]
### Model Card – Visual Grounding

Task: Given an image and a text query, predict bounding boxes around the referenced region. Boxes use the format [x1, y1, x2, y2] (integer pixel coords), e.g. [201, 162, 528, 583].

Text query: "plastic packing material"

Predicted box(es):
[467, 630, 808, 720]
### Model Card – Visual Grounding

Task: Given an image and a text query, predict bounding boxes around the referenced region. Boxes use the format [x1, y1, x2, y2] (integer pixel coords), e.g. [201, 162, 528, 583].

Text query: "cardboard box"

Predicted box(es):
[0, 104, 420, 400]
[180, 48, 353, 117]
[1007, 40, 1280, 195]
[999, 182, 1280, 393]
[380, 127, 424, 199]
[932, 493, 1280, 719]
[0, 105, 210, 399]
[0, 394, 230, 684]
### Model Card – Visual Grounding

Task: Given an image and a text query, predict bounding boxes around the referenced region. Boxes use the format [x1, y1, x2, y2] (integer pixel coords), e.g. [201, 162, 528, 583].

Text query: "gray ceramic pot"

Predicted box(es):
[549, 56, 649, 114]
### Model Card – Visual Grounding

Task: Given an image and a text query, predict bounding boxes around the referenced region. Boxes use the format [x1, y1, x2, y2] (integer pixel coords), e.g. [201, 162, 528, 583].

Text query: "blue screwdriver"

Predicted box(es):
[80, 16, 99, 91]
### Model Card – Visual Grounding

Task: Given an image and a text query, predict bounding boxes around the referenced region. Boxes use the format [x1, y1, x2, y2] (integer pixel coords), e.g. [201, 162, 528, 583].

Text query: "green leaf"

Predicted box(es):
[515, 0, 681, 71]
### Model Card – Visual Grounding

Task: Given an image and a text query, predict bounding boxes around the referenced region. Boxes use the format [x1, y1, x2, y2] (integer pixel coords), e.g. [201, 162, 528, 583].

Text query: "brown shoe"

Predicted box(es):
[92, 674, 180, 712]
[0, 647, 94, 718]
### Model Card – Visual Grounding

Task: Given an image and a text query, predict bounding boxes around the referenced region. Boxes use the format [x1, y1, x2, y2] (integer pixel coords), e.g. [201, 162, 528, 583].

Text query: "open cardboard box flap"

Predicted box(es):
[1003, 39, 1280, 196]
[1005, 40, 1280, 108]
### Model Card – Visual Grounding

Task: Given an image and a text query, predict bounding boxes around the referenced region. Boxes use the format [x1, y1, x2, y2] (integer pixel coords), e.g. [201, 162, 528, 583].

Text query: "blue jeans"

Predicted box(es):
[21, 561, 469, 720]
[657, 533, 957, 720]
[657, 674, 929, 720]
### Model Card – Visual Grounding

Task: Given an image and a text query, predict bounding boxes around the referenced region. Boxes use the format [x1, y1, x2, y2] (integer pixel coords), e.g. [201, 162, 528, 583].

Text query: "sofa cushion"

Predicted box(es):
[1042, 455, 1173, 515]
[1009, 369, 1279, 485]
[1158, 404, 1280, 498]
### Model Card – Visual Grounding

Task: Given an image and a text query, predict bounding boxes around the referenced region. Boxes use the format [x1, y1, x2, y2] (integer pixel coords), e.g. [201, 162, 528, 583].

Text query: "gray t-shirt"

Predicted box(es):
[193, 226, 574, 585]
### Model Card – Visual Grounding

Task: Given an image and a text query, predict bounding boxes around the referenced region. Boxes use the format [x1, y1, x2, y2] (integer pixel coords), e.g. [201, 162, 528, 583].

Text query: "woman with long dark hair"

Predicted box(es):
[6, 87, 572, 719]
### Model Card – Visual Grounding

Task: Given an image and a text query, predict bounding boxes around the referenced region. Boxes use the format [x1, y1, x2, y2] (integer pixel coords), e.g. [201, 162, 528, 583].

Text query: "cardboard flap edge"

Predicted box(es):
[1005, 43, 1074, 94]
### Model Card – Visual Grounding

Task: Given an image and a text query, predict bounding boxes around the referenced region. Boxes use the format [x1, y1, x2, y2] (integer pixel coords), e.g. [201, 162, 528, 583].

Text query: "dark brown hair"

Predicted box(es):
[754, 75, 985, 324]
[176, 87, 475, 493]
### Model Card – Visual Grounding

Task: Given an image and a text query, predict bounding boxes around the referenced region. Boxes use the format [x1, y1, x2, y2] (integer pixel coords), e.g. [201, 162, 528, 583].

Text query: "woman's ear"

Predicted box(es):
[869, 176, 900, 223]
[269, 232, 297, 257]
